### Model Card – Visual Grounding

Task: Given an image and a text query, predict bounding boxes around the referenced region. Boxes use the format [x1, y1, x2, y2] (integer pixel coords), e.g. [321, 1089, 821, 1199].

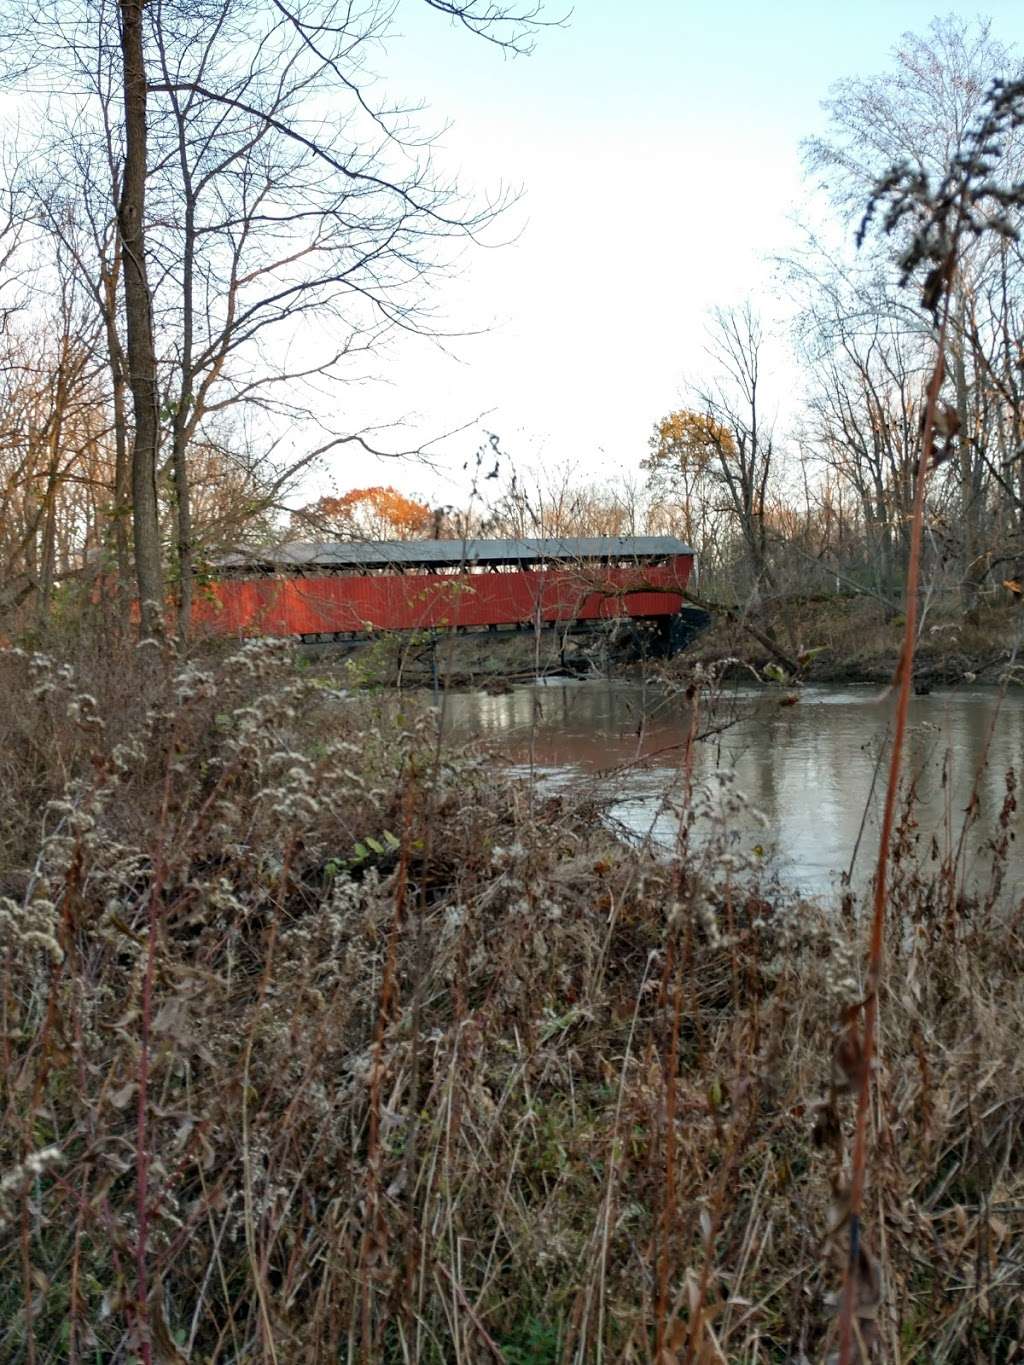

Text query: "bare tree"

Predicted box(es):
[788, 256, 932, 593]
[112, 0, 163, 640]
[693, 303, 777, 592]
[804, 16, 1021, 221]
[0, 307, 114, 624]
[803, 14, 1024, 612]
[6, 0, 555, 646]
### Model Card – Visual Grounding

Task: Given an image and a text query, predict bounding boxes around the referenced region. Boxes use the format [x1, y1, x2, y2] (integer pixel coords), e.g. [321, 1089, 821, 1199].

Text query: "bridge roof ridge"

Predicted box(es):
[216, 534, 694, 571]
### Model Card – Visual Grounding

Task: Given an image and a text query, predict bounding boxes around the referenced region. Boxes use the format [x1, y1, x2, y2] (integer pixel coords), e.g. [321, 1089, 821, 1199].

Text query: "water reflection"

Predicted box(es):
[442, 680, 1024, 900]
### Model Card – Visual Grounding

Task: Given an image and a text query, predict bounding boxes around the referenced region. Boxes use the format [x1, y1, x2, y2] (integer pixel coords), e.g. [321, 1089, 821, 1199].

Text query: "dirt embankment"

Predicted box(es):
[297, 595, 1023, 690]
[677, 593, 1024, 687]
[304, 618, 667, 689]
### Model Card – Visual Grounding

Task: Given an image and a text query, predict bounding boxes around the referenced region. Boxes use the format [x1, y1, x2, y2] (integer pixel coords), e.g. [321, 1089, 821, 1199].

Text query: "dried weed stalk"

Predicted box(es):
[832, 76, 1024, 1364]
[0, 636, 1021, 1361]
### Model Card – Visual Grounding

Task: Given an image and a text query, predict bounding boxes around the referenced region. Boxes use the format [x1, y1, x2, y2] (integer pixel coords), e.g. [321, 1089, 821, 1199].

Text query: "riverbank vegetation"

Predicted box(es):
[297, 596, 1023, 693]
[2, 639, 1023, 1362]
[3, 4, 1024, 1362]
[678, 594, 1024, 690]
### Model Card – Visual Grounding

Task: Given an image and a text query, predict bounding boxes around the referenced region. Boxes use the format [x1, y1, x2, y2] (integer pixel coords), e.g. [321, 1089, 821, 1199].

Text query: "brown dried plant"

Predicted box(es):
[832, 75, 1024, 1365]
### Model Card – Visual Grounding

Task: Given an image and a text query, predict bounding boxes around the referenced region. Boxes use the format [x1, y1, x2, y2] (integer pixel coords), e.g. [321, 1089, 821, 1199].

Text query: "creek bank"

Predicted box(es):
[300, 611, 709, 689]
[675, 593, 1023, 687]
[294, 595, 1022, 690]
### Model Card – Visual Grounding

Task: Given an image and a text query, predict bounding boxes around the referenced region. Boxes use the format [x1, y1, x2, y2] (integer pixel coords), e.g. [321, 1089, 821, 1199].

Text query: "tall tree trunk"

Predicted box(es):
[101, 254, 133, 609]
[952, 330, 979, 618]
[38, 484, 58, 625]
[172, 140, 196, 641]
[38, 338, 71, 627]
[118, 0, 164, 643]
[37, 450, 63, 628]
[172, 417, 193, 639]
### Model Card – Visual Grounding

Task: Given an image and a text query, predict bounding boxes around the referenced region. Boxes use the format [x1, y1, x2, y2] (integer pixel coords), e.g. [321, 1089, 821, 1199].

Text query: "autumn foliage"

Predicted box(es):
[296, 485, 434, 540]
[644, 408, 737, 478]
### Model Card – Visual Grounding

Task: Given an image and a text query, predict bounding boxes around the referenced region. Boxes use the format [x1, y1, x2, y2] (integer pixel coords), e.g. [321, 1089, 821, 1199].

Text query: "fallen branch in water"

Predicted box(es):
[683, 588, 801, 676]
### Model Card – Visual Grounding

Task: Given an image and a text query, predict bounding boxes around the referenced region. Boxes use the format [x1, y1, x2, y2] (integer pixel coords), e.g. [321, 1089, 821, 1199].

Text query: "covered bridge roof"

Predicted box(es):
[216, 535, 694, 573]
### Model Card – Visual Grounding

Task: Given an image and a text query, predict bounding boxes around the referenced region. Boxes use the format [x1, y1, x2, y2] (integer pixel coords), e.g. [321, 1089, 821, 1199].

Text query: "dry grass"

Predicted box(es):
[0, 638, 1022, 1362]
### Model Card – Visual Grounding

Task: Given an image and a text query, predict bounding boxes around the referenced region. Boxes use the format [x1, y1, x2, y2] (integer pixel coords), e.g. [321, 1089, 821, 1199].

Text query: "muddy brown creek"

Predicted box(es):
[441, 679, 1024, 902]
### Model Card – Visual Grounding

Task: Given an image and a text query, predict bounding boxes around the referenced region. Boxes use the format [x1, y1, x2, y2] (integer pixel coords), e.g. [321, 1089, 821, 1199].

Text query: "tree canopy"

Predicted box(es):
[296, 486, 435, 540]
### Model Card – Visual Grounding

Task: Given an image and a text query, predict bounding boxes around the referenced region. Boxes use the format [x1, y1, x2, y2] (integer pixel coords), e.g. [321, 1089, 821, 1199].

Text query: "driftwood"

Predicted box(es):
[683, 588, 800, 676]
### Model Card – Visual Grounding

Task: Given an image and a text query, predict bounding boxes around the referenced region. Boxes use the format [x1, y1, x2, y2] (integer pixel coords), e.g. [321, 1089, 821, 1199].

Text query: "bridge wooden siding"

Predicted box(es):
[194, 536, 695, 639]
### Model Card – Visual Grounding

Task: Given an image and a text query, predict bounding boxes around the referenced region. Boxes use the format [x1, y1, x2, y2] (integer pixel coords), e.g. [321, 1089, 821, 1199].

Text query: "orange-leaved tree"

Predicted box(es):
[645, 409, 736, 479]
[646, 306, 777, 591]
[642, 408, 736, 571]
[295, 486, 434, 541]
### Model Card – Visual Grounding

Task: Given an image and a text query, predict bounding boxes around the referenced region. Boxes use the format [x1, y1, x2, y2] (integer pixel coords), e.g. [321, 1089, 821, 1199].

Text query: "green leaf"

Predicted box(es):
[797, 645, 827, 665]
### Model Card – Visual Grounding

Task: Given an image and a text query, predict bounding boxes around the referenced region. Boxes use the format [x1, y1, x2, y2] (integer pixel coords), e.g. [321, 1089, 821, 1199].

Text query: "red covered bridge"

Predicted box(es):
[194, 536, 696, 642]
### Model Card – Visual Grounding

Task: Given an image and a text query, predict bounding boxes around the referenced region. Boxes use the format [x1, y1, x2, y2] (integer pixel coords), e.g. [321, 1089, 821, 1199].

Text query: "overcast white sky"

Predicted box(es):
[296, 2, 1024, 513]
